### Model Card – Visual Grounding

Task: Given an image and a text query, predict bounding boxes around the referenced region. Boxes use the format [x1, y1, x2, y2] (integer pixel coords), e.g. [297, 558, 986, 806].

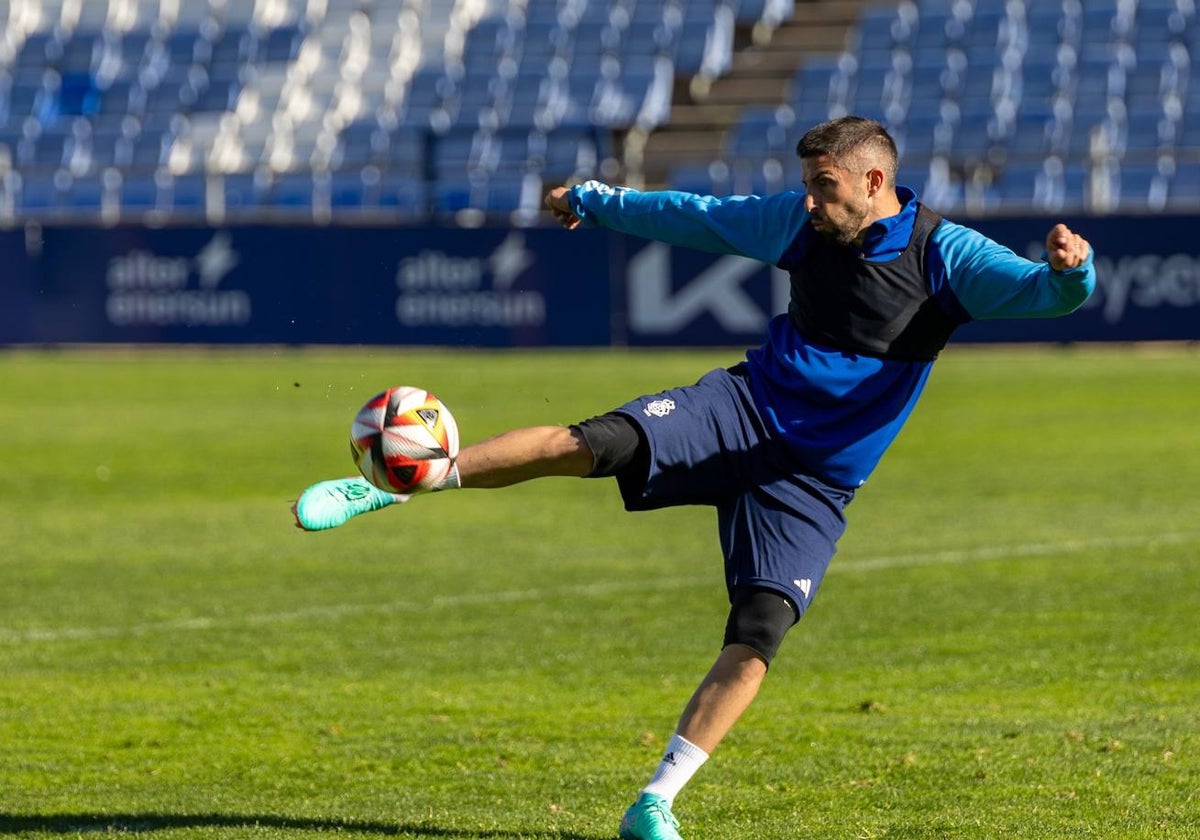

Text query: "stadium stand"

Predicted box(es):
[694, 0, 1200, 215]
[0, 0, 1196, 223]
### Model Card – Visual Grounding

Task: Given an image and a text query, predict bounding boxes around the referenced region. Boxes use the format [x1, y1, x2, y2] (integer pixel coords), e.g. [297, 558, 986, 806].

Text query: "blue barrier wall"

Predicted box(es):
[619, 214, 1200, 346]
[3, 226, 613, 346]
[2, 217, 1197, 346]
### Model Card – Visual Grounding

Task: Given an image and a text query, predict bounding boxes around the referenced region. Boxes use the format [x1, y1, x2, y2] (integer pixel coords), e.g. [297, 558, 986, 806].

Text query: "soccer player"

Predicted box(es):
[294, 116, 1095, 840]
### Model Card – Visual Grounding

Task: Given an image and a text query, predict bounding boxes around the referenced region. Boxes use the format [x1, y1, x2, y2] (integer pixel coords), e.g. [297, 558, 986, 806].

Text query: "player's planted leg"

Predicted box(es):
[619, 591, 794, 839]
[619, 793, 683, 840]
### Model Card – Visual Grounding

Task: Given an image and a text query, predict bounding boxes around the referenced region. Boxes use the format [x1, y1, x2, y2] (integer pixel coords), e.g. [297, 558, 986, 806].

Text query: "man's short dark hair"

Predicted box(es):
[796, 116, 899, 184]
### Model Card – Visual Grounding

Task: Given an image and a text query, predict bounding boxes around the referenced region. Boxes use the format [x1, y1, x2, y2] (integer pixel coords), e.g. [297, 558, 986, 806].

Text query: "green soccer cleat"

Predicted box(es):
[619, 793, 683, 840]
[292, 477, 408, 531]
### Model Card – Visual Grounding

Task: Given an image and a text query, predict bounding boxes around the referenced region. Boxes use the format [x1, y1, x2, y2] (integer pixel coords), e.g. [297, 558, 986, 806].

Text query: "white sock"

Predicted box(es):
[432, 462, 461, 491]
[642, 734, 709, 806]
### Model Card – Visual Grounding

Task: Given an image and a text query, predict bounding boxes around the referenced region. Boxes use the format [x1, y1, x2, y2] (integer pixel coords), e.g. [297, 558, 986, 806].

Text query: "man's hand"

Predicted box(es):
[545, 186, 581, 230]
[1045, 223, 1091, 271]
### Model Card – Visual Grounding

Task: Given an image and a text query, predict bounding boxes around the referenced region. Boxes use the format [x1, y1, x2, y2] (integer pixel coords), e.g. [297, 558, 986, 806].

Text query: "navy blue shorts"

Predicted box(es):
[609, 364, 854, 617]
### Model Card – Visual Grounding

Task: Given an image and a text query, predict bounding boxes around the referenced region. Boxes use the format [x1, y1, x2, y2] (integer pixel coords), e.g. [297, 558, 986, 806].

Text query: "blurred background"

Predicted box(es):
[1, 0, 1197, 346]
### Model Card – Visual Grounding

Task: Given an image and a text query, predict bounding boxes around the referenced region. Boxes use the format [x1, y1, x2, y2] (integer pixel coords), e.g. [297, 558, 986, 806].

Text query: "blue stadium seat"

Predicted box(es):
[31, 123, 80, 171]
[19, 172, 64, 213]
[208, 30, 247, 70]
[725, 106, 794, 161]
[726, 155, 792, 196]
[95, 80, 138, 121]
[376, 171, 428, 217]
[15, 34, 53, 75]
[475, 173, 535, 213]
[536, 127, 611, 179]
[403, 67, 457, 129]
[912, 10, 956, 53]
[338, 121, 390, 167]
[63, 172, 106, 212]
[328, 168, 366, 210]
[463, 17, 519, 66]
[506, 71, 553, 129]
[992, 160, 1041, 209]
[246, 27, 301, 64]
[119, 31, 154, 69]
[667, 161, 732, 196]
[167, 173, 206, 212]
[733, 0, 767, 26]
[1166, 161, 1200, 207]
[455, 74, 505, 128]
[895, 162, 930, 193]
[387, 127, 427, 171]
[907, 63, 947, 112]
[851, 4, 905, 55]
[1125, 102, 1168, 155]
[430, 130, 481, 179]
[120, 172, 160, 213]
[790, 57, 845, 114]
[671, 20, 716, 75]
[895, 113, 946, 159]
[222, 172, 268, 212]
[193, 79, 240, 113]
[429, 178, 479, 214]
[1118, 162, 1167, 210]
[1, 84, 38, 125]
[267, 172, 314, 209]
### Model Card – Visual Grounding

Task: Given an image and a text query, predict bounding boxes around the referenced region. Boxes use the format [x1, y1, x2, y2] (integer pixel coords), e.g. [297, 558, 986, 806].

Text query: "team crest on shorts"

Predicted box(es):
[642, 398, 676, 418]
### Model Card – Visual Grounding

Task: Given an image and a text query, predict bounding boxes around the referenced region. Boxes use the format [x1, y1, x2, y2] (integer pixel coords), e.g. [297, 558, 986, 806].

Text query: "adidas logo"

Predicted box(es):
[663, 752, 677, 766]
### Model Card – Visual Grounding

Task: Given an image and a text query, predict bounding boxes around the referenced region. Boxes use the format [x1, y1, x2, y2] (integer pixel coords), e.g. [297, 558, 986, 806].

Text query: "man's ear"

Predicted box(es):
[865, 167, 887, 197]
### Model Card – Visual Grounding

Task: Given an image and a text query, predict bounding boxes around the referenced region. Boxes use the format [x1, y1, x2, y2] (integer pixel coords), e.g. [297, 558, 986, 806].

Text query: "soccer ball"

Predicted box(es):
[350, 386, 459, 494]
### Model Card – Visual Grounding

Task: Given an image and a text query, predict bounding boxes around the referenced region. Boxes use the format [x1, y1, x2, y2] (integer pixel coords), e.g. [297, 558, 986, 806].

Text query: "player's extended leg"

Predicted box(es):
[456, 425, 594, 487]
[293, 426, 592, 530]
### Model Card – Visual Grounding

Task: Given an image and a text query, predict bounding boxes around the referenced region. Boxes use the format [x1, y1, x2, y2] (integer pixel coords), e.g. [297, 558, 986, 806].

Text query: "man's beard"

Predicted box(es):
[814, 204, 869, 246]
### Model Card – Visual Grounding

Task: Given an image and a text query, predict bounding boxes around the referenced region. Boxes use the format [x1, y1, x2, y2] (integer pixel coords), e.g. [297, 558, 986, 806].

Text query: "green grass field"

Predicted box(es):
[1, 345, 1197, 839]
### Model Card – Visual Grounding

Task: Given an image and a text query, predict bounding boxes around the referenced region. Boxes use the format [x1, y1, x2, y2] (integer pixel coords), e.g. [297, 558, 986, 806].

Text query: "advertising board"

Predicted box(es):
[1, 216, 1195, 347]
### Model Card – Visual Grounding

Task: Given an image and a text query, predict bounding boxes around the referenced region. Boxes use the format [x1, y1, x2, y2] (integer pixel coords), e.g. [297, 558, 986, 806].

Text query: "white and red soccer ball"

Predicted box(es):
[350, 386, 459, 493]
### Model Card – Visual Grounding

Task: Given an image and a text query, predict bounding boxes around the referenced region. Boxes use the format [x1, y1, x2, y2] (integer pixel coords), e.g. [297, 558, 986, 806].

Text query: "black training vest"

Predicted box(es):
[778, 203, 965, 361]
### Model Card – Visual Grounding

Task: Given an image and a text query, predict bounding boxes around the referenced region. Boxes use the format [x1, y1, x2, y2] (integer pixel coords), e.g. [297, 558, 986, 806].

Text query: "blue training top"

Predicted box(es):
[567, 182, 1097, 490]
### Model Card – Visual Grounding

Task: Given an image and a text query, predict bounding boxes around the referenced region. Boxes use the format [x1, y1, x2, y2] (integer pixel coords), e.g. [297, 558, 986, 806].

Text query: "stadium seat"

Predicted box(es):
[895, 113, 947, 160]
[268, 171, 315, 209]
[725, 105, 795, 161]
[337, 120, 391, 167]
[1166, 160, 1200, 207]
[62, 171, 108, 213]
[790, 57, 848, 118]
[166, 173, 207, 213]
[536, 127, 613, 180]
[221, 171, 269, 213]
[667, 160, 732, 196]
[1118, 161, 1168, 210]
[120, 172, 161, 213]
[402, 66, 457, 129]
[18, 172, 65, 214]
[430, 130, 483, 179]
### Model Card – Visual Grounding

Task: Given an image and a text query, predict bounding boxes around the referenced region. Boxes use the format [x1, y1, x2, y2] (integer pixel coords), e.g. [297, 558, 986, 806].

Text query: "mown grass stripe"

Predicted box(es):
[5, 530, 1195, 646]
